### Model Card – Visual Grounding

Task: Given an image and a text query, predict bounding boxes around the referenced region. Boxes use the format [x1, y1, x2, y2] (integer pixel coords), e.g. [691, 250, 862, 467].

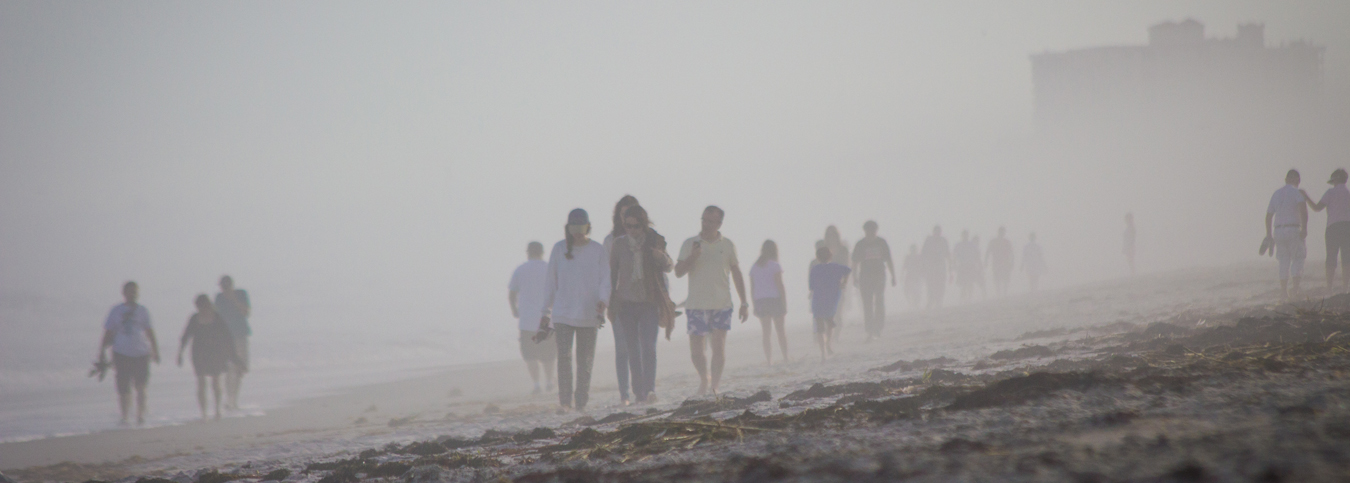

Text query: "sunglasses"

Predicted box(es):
[624, 223, 643, 229]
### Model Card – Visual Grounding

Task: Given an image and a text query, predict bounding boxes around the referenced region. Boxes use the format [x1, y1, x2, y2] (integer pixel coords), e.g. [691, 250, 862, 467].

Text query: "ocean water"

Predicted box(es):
[0, 292, 516, 443]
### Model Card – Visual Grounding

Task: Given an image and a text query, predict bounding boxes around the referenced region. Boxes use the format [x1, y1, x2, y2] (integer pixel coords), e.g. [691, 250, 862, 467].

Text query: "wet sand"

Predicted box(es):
[8, 261, 1346, 482]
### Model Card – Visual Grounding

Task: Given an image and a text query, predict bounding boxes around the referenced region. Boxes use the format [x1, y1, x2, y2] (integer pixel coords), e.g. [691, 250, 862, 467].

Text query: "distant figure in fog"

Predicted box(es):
[607, 205, 673, 404]
[1022, 233, 1046, 292]
[602, 195, 640, 404]
[538, 208, 610, 411]
[901, 244, 923, 309]
[986, 227, 1014, 297]
[920, 226, 952, 310]
[851, 220, 895, 341]
[809, 246, 850, 362]
[177, 294, 243, 420]
[510, 241, 555, 395]
[1303, 168, 1350, 290]
[215, 276, 250, 411]
[1123, 213, 1137, 276]
[972, 235, 987, 298]
[675, 206, 749, 395]
[953, 230, 983, 303]
[749, 240, 788, 365]
[98, 281, 160, 426]
[815, 226, 851, 336]
[1266, 169, 1308, 300]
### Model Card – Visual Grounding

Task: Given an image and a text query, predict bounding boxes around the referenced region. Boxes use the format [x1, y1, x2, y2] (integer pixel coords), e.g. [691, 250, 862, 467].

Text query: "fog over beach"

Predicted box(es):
[3, 1, 1350, 481]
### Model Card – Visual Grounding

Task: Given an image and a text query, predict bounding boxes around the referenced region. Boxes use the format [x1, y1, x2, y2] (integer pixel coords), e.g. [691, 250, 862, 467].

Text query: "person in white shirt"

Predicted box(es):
[749, 240, 788, 364]
[1303, 168, 1350, 289]
[1266, 169, 1309, 299]
[538, 208, 610, 411]
[97, 281, 160, 426]
[510, 241, 555, 395]
[675, 206, 749, 395]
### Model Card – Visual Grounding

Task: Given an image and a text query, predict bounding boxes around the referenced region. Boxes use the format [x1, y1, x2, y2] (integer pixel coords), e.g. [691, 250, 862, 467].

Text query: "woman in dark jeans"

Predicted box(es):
[608, 205, 673, 404]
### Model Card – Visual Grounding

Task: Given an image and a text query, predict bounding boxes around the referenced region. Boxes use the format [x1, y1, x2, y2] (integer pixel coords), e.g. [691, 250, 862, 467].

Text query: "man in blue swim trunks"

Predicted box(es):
[675, 205, 749, 395]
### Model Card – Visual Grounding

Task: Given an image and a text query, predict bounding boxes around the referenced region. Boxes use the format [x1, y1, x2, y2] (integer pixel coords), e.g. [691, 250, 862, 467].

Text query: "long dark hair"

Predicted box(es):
[565, 223, 591, 260]
[611, 195, 639, 239]
[756, 239, 778, 267]
[623, 205, 650, 232]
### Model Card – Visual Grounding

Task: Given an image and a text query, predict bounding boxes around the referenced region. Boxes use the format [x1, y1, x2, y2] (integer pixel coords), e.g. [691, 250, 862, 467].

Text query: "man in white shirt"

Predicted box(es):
[675, 206, 749, 395]
[510, 241, 555, 395]
[98, 281, 160, 426]
[1267, 169, 1309, 300]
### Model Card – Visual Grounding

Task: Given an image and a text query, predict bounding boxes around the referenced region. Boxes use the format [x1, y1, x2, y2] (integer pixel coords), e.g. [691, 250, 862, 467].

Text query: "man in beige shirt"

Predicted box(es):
[675, 205, 749, 395]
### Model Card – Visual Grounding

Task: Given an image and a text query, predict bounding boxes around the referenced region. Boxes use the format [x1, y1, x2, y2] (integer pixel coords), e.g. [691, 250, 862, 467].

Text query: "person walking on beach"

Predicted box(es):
[1123, 213, 1137, 276]
[1266, 169, 1308, 300]
[986, 227, 1014, 297]
[214, 276, 250, 411]
[1303, 168, 1350, 290]
[954, 230, 982, 303]
[1022, 233, 1047, 292]
[98, 281, 160, 426]
[920, 226, 952, 310]
[607, 205, 673, 404]
[177, 294, 244, 421]
[538, 208, 610, 411]
[749, 240, 788, 364]
[675, 206, 749, 395]
[603, 195, 640, 404]
[901, 244, 923, 310]
[510, 241, 555, 395]
[809, 246, 851, 361]
[815, 226, 851, 335]
[851, 221, 894, 341]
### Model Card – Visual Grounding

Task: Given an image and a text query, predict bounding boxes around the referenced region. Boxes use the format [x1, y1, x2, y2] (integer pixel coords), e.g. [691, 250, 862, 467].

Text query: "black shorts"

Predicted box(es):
[114, 353, 150, 395]
[1327, 222, 1350, 267]
[753, 297, 786, 318]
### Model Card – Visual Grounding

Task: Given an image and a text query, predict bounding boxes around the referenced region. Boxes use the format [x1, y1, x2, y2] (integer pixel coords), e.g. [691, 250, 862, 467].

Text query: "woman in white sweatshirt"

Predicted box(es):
[538, 208, 611, 411]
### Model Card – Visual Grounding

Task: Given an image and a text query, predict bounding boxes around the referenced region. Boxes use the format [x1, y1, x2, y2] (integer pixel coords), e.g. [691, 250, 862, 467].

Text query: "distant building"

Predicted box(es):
[1031, 20, 1324, 133]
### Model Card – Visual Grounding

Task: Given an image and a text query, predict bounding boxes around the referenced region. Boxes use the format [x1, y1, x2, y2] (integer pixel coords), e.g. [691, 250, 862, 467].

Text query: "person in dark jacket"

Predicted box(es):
[608, 205, 674, 404]
[177, 294, 243, 420]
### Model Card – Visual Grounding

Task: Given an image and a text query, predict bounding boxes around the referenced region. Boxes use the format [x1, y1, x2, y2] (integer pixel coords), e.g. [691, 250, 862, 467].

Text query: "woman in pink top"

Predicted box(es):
[1304, 168, 1350, 288]
[748, 240, 788, 364]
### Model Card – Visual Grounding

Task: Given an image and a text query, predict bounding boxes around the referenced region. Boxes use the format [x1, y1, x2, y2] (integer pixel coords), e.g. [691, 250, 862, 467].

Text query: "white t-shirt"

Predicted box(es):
[749, 261, 783, 300]
[103, 303, 154, 357]
[509, 259, 549, 331]
[543, 239, 611, 328]
[1268, 184, 1305, 227]
[1319, 184, 1350, 226]
[678, 234, 739, 310]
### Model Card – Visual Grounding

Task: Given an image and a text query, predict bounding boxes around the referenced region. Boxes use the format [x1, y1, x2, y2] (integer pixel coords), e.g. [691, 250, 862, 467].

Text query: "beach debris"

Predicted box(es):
[988, 345, 1054, 361]
[260, 469, 290, 482]
[195, 471, 246, 483]
[670, 390, 772, 417]
[388, 415, 417, 427]
[482, 404, 500, 414]
[399, 465, 443, 483]
[869, 356, 957, 373]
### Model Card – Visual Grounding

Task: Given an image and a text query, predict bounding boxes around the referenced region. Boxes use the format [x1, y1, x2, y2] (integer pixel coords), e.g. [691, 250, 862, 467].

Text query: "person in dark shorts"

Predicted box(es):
[177, 294, 243, 420]
[921, 226, 952, 310]
[1304, 168, 1350, 289]
[510, 241, 556, 394]
[215, 276, 250, 411]
[851, 221, 895, 341]
[809, 246, 850, 362]
[749, 240, 788, 364]
[98, 281, 160, 426]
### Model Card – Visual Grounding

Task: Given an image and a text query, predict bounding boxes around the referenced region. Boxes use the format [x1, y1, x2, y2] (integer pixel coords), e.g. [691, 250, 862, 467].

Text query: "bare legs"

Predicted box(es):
[118, 384, 148, 425]
[814, 326, 833, 362]
[689, 330, 728, 394]
[757, 316, 788, 364]
[524, 358, 556, 394]
[196, 374, 223, 420]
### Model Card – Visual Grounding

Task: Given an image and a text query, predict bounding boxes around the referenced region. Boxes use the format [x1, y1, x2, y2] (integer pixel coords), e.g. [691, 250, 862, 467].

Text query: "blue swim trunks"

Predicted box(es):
[686, 308, 733, 336]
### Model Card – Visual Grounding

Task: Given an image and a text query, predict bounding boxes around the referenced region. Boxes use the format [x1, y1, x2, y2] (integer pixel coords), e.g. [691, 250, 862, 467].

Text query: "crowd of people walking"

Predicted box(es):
[507, 195, 1055, 410]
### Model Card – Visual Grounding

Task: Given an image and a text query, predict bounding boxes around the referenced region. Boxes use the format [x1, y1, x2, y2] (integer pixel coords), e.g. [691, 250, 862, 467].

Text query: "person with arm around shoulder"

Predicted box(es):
[98, 281, 160, 426]
[1267, 169, 1308, 300]
[1303, 168, 1350, 289]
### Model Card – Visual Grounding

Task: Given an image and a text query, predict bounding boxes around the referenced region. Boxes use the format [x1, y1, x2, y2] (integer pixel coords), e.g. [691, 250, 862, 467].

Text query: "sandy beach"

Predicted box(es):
[6, 261, 1350, 482]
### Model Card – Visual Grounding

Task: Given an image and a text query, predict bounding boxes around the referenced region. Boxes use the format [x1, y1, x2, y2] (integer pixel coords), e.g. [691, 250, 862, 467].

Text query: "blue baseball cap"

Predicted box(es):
[568, 208, 589, 225]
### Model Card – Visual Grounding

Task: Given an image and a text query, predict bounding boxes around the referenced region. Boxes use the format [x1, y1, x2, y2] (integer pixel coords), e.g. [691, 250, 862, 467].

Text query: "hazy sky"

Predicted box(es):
[2, 2, 1348, 349]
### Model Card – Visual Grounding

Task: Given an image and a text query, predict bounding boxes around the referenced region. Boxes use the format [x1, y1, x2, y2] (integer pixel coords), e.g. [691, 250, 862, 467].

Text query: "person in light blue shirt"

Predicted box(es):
[809, 246, 851, 362]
